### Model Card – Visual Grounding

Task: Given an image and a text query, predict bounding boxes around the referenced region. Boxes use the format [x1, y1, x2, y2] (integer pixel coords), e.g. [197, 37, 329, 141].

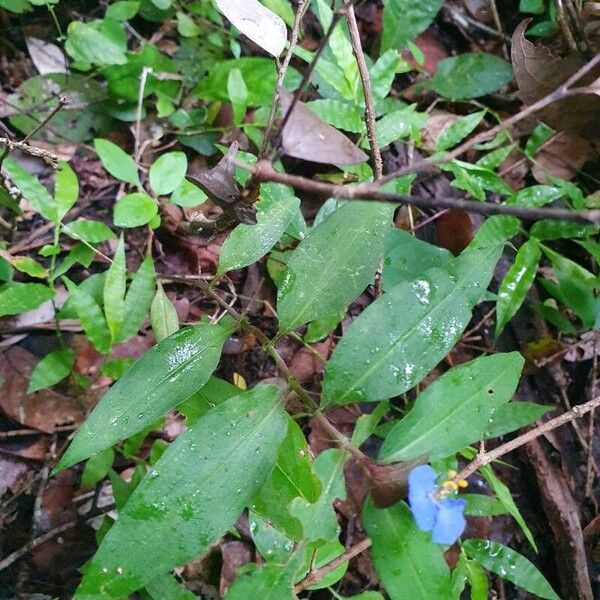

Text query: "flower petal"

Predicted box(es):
[408, 465, 438, 531]
[432, 498, 466, 545]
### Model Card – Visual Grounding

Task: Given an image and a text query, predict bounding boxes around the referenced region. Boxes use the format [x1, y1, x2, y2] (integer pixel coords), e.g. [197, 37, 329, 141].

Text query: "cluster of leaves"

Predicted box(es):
[1, 0, 599, 599]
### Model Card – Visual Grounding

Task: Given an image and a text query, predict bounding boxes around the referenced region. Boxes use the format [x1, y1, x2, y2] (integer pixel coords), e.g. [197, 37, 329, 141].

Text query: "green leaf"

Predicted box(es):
[149, 151, 188, 196]
[104, 236, 127, 342]
[10, 256, 47, 278]
[506, 185, 562, 207]
[227, 67, 248, 126]
[224, 564, 294, 600]
[466, 559, 488, 600]
[0, 282, 54, 317]
[106, 1, 140, 21]
[463, 539, 560, 600]
[64, 219, 116, 243]
[27, 349, 75, 393]
[371, 49, 401, 99]
[381, 0, 443, 52]
[252, 417, 321, 539]
[530, 220, 598, 241]
[277, 201, 393, 332]
[436, 110, 486, 151]
[383, 228, 453, 290]
[117, 256, 156, 342]
[305, 99, 364, 133]
[3, 158, 56, 221]
[64, 277, 112, 354]
[362, 498, 452, 600]
[288, 448, 346, 545]
[114, 193, 157, 228]
[55, 161, 79, 220]
[170, 179, 207, 207]
[176, 10, 200, 36]
[485, 402, 553, 438]
[73, 386, 287, 599]
[145, 573, 198, 600]
[299, 539, 349, 590]
[480, 465, 537, 551]
[430, 53, 513, 100]
[178, 376, 240, 425]
[250, 510, 295, 563]
[150, 282, 179, 343]
[379, 352, 524, 462]
[218, 184, 299, 275]
[469, 215, 520, 247]
[94, 138, 141, 187]
[496, 239, 541, 337]
[352, 400, 390, 447]
[462, 494, 509, 517]
[304, 311, 343, 344]
[55, 319, 235, 471]
[81, 448, 115, 488]
[322, 244, 503, 406]
[532, 303, 577, 334]
[66, 21, 127, 66]
[375, 105, 427, 148]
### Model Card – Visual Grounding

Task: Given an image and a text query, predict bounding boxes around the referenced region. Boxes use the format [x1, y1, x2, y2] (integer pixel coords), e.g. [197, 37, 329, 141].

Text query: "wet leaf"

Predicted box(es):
[322, 244, 503, 406]
[462, 494, 508, 517]
[218, 184, 299, 275]
[55, 319, 236, 470]
[463, 539, 560, 600]
[279, 89, 369, 165]
[430, 53, 513, 100]
[73, 386, 287, 599]
[530, 220, 599, 240]
[484, 402, 553, 438]
[278, 201, 393, 332]
[496, 239, 541, 337]
[215, 0, 287, 57]
[27, 349, 75, 394]
[379, 352, 524, 462]
[363, 498, 452, 600]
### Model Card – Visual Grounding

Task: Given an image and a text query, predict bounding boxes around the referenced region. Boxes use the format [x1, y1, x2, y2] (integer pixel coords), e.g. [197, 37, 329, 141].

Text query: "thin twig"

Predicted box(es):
[345, 3, 382, 179]
[22, 95, 68, 144]
[252, 160, 600, 223]
[260, 0, 308, 158]
[455, 394, 600, 481]
[294, 537, 372, 593]
[0, 138, 60, 168]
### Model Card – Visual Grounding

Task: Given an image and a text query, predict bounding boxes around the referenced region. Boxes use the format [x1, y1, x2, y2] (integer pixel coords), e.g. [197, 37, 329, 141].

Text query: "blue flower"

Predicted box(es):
[408, 464, 466, 545]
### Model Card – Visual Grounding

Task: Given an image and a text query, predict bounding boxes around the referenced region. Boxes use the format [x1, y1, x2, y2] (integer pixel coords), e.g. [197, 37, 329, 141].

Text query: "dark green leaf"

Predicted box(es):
[4, 158, 56, 221]
[55, 319, 235, 470]
[73, 386, 287, 599]
[278, 202, 393, 332]
[430, 53, 513, 100]
[27, 349, 75, 393]
[224, 564, 294, 600]
[437, 111, 486, 151]
[379, 352, 524, 462]
[362, 498, 452, 600]
[145, 574, 197, 600]
[381, 0, 443, 52]
[178, 376, 240, 425]
[506, 185, 562, 207]
[322, 244, 503, 406]
[496, 239, 541, 337]
[463, 539, 560, 600]
[530, 220, 599, 240]
[81, 448, 115, 488]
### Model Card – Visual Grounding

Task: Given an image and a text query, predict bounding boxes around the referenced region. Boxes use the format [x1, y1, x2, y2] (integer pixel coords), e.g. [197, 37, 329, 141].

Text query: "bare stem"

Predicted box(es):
[455, 395, 600, 481]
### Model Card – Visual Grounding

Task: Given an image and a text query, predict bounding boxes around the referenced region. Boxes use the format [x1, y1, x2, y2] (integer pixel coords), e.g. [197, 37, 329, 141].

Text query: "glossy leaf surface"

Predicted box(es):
[74, 386, 287, 599]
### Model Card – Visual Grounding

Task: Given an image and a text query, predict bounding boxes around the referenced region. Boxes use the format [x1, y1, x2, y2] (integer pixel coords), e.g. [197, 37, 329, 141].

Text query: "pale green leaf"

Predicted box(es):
[150, 282, 179, 343]
[27, 349, 75, 393]
[94, 138, 140, 187]
[64, 219, 116, 243]
[114, 193, 157, 228]
[149, 152, 188, 196]
[104, 236, 127, 341]
[0, 282, 54, 317]
[55, 161, 79, 220]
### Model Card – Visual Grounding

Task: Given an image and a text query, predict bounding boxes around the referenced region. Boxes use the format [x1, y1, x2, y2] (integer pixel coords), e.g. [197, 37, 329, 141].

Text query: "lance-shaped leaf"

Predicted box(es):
[463, 539, 560, 600]
[362, 498, 452, 600]
[217, 183, 300, 276]
[55, 319, 236, 471]
[187, 141, 257, 225]
[378, 352, 524, 463]
[103, 236, 126, 342]
[278, 201, 393, 332]
[74, 386, 287, 599]
[322, 244, 503, 406]
[224, 564, 295, 600]
[279, 90, 369, 165]
[215, 0, 287, 57]
[495, 239, 541, 337]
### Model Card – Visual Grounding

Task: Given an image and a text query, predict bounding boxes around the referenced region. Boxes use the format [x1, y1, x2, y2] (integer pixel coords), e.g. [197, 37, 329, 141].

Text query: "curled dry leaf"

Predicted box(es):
[187, 141, 257, 225]
[279, 89, 369, 165]
[511, 19, 600, 139]
[215, 0, 287, 57]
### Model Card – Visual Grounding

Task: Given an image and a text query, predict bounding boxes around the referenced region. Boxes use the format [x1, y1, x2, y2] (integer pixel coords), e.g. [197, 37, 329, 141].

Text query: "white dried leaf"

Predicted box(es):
[215, 0, 287, 57]
[25, 37, 68, 75]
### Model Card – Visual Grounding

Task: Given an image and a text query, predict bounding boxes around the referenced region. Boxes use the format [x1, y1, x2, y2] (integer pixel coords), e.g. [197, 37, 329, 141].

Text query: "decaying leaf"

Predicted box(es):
[511, 19, 600, 139]
[532, 132, 591, 183]
[25, 36, 68, 75]
[279, 89, 369, 165]
[187, 141, 257, 225]
[215, 0, 287, 57]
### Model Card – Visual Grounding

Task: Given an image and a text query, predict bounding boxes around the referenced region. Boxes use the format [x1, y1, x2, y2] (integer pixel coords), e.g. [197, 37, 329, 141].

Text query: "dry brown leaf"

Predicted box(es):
[512, 19, 600, 139]
[434, 209, 474, 256]
[219, 540, 252, 597]
[279, 89, 369, 165]
[0, 347, 86, 432]
[532, 133, 591, 183]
